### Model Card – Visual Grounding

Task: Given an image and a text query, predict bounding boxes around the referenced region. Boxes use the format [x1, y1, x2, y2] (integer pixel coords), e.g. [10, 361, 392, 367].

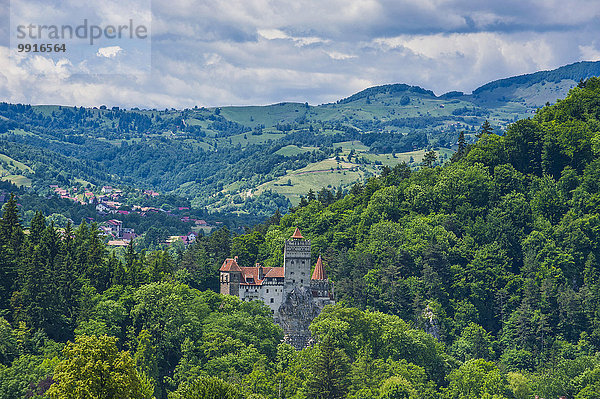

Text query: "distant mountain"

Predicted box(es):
[0, 61, 599, 217]
[468, 60, 600, 107]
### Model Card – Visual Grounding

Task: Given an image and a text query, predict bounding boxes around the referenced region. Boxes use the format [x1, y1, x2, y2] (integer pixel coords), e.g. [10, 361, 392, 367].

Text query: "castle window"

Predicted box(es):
[270, 298, 274, 303]
[292, 279, 295, 283]
[266, 289, 269, 293]
[301, 279, 304, 283]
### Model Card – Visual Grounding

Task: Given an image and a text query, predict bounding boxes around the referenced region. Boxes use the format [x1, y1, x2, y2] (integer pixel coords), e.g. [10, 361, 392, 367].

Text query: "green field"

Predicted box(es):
[0, 154, 33, 173]
[275, 145, 318, 157]
[253, 158, 374, 205]
[2, 175, 32, 187]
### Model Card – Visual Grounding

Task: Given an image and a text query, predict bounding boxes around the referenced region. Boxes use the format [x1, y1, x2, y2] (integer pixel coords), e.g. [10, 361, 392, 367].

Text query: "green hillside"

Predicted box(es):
[1, 61, 599, 216]
[2, 77, 600, 399]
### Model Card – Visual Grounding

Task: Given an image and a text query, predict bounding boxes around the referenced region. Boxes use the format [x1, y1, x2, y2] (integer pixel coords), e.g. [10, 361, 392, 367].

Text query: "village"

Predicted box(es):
[49, 184, 214, 247]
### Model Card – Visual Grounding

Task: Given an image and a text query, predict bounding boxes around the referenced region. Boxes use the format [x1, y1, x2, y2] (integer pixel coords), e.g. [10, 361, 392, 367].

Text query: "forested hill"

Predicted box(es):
[224, 77, 600, 397]
[2, 78, 600, 398]
[1, 61, 600, 217]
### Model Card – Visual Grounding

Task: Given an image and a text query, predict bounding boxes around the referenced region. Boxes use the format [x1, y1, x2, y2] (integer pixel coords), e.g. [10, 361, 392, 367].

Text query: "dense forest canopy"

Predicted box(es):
[2, 78, 600, 398]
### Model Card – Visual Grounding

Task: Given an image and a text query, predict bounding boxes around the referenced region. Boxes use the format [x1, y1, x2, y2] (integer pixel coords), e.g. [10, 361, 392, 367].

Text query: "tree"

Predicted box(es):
[1, 194, 21, 241]
[451, 131, 467, 162]
[379, 376, 417, 399]
[446, 359, 509, 399]
[169, 376, 242, 399]
[46, 335, 154, 399]
[305, 335, 350, 399]
[477, 120, 493, 138]
[29, 211, 46, 246]
[1, 193, 24, 257]
[422, 151, 437, 168]
[451, 323, 495, 361]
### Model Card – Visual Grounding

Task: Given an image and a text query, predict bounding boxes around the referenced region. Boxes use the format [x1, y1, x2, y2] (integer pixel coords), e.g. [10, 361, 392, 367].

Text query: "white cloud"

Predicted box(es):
[2, 0, 600, 108]
[258, 28, 329, 47]
[326, 51, 356, 60]
[579, 44, 600, 62]
[96, 46, 123, 58]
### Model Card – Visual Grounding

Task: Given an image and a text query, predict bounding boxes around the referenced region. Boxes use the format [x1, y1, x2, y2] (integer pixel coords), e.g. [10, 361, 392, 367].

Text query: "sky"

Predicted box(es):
[1, 0, 600, 109]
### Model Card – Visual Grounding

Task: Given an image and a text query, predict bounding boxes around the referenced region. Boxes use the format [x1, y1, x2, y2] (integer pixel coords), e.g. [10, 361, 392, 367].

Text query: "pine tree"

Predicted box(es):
[110, 251, 127, 287]
[125, 240, 137, 285]
[1, 193, 24, 254]
[451, 131, 467, 163]
[1, 193, 20, 240]
[458, 130, 466, 155]
[86, 223, 109, 290]
[29, 211, 46, 246]
[477, 120, 493, 138]
[422, 151, 438, 168]
[19, 224, 61, 337]
[269, 209, 282, 226]
[306, 335, 350, 399]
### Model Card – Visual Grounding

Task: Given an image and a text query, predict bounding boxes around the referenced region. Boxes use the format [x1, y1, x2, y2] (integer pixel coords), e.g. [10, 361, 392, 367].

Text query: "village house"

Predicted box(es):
[104, 219, 123, 237]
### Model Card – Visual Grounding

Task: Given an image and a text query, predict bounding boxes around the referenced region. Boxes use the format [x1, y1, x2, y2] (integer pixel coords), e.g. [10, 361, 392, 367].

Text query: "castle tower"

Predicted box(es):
[219, 257, 242, 296]
[283, 227, 311, 292]
[311, 255, 335, 304]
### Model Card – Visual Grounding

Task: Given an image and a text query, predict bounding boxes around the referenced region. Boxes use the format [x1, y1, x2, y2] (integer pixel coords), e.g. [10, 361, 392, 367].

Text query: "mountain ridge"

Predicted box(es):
[1, 60, 600, 216]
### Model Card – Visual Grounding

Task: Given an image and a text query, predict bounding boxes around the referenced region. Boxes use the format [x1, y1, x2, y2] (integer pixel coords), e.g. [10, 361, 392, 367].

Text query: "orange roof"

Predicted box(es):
[311, 255, 327, 280]
[220, 258, 241, 272]
[291, 227, 304, 239]
[238, 266, 285, 286]
[264, 267, 284, 278]
[240, 266, 262, 283]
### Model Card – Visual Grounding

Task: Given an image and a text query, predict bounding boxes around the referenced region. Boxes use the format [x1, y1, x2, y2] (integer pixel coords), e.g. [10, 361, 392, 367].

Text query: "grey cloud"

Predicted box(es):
[1, 0, 600, 108]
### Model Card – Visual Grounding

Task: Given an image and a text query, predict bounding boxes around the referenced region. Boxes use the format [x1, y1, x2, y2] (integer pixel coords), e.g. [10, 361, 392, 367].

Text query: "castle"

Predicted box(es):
[219, 227, 334, 348]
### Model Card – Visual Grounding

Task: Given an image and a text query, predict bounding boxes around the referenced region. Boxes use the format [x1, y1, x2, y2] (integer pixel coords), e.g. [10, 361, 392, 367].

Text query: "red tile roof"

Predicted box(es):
[224, 263, 285, 286]
[311, 255, 327, 280]
[291, 227, 304, 239]
[264, 267, 284, 278]
[220, 258, 241, 272]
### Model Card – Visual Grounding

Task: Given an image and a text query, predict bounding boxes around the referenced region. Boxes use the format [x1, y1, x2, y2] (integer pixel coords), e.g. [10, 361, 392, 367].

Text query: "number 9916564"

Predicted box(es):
[17, 43, 66, 52]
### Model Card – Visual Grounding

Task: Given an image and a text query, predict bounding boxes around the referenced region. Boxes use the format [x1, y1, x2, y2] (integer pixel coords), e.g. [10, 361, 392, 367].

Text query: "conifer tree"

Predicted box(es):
[1, 193, 24, 254]
[458, 130, 466, 155]
[1, 193, 20, 239]
[477, 120, 493, 138]
[29, 211, 46, 246]
[422, 151, 438, 168]
[109, 251, 127, 287]
[306, 335, 350, 399]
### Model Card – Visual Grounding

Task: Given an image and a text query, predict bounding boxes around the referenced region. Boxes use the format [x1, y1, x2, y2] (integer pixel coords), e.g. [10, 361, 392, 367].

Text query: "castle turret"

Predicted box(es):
[219, 257, 242, 296]
[311, 255, 335, 303]
[311, 255, 327, 280]
[283, 228, 311, 292]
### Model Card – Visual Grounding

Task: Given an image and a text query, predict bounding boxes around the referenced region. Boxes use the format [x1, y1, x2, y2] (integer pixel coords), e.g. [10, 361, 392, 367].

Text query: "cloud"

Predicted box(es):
[258, 28, 329, 47]
[1, 0, 600, 108]
[326, 51, 356, 60]
[96, 46, 123, 58]
[579, 44, 600, 62]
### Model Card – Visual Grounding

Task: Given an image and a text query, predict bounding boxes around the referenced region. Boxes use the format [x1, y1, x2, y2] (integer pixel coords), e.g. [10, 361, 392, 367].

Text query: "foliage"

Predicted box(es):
[2, 78, 600, 398]
[46, 335, 153, 399]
